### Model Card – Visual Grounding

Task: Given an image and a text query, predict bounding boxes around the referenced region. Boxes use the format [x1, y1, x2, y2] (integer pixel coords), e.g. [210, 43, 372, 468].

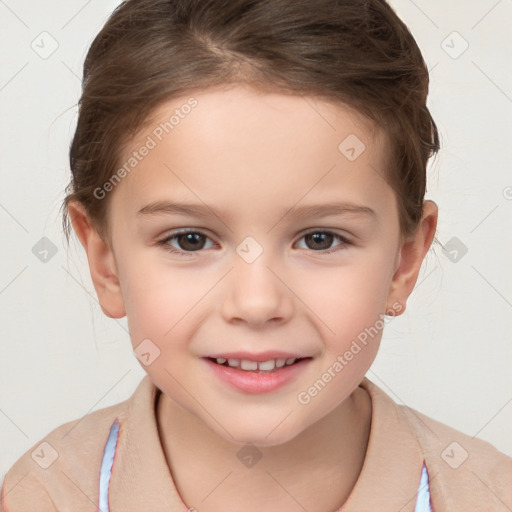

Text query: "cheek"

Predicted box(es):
[117, 250, 205, 346]
[296, 250, 397, 338]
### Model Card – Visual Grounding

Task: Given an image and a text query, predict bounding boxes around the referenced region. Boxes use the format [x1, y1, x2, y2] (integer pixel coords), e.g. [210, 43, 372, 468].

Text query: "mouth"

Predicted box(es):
[206, 356, 312, 373]
[203, 354, 313, 394]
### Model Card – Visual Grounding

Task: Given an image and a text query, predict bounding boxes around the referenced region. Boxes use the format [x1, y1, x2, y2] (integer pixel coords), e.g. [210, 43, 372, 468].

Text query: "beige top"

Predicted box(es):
[2, 375, 511, 511]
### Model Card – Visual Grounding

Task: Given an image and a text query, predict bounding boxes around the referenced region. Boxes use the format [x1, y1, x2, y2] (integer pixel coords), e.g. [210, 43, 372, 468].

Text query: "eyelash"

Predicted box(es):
[157, 228, 352, 258]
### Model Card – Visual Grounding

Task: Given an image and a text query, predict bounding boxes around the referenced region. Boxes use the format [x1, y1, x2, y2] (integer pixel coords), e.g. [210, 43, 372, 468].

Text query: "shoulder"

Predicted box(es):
[364, 378, 512, 510]
[1, 377, 150, 512]
[398, 401, 511, 470]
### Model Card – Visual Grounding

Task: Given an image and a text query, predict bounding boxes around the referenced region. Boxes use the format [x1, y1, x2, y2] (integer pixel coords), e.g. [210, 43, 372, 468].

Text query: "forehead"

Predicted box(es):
[111, 84, 392, 221]
[140, 83, 381, 159]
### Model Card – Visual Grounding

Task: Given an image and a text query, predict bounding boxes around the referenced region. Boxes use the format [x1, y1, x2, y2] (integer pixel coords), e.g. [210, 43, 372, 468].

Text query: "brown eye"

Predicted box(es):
[174, 232, 207, 251]
[296, 230, 351, 255]
[304, 232, 334, 250]
[159, 230, 215, 256]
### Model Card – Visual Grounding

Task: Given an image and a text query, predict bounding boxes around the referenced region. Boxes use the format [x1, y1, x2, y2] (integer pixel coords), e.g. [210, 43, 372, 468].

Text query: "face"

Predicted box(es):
[86, 84, 414, 446]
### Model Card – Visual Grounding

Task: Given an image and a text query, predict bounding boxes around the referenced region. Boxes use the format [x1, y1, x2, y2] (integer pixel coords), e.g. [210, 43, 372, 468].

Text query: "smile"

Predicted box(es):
[204, 356, 313, 394]
[210, 357, 305, 372]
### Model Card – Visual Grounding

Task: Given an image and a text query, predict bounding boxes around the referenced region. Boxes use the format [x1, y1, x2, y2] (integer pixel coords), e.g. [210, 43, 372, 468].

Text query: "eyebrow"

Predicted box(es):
[137, 200, 376, 221]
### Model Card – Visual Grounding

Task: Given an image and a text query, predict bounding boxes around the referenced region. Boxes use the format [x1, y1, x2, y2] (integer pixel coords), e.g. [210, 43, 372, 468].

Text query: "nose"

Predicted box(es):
[221, 248, 294, 328]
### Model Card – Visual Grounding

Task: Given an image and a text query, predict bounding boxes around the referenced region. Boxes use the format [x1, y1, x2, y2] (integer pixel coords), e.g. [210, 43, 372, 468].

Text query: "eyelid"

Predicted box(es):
[299, 227, 352, 240]
[158, 228, 216, 246]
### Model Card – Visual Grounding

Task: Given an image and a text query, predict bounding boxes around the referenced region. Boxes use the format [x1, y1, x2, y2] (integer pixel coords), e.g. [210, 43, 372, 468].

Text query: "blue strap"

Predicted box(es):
[99, 419, 120, 512]
[414, 461, 432, 512]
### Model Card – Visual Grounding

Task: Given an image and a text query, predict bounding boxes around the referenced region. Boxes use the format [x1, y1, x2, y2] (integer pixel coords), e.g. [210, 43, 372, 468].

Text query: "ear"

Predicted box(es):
[67, 201, 126, 319]
[386, 200, 438, 315]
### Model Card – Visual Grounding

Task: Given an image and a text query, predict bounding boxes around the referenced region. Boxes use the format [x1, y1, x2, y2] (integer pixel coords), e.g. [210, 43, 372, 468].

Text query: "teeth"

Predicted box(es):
[241, 359, 258, 370]
[258, 359, 276, 371]
[215, 357, 301, 371]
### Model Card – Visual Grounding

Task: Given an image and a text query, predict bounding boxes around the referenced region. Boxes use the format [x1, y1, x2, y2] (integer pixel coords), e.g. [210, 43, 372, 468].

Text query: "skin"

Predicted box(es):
[68, 83, 437, 512]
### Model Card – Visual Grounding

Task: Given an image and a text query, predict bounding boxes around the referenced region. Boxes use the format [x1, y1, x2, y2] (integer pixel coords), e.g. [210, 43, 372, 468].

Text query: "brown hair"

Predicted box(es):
[61, 0, 439, 245]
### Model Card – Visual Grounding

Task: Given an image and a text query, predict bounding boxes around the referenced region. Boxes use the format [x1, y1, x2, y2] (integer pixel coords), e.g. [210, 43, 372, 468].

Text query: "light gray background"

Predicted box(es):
[1, 0, 511, 479]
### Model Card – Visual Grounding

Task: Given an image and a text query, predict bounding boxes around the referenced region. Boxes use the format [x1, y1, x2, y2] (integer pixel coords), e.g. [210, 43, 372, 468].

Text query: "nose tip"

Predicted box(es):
[221, 253, 293, 327]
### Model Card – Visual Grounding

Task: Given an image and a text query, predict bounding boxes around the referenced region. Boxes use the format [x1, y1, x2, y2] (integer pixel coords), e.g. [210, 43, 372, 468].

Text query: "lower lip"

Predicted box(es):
[204, 358, 311, 394]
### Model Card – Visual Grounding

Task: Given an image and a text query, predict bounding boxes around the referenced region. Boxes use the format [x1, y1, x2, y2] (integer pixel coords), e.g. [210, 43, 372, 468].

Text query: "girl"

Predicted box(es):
[2, 0, 511, 510]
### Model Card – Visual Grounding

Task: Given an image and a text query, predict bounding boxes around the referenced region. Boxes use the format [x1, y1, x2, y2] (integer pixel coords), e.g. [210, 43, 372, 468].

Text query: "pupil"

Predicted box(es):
[180, 233, 204, 251]
[308, 232, 332, 250]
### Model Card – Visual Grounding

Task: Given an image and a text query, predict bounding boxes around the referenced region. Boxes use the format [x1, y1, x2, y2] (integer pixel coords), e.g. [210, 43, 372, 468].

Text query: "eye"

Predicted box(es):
[157, 228, 351, 257]
[158, 229, 215, 257]
[295, 229, 351, 255]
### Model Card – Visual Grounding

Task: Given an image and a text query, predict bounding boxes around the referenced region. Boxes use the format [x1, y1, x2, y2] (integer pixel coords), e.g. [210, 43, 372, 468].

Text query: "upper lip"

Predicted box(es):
[204, 351, 310, 362]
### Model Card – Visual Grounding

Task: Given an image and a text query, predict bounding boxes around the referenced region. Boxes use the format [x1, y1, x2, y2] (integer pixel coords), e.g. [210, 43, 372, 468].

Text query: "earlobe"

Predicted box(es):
[386, 200, 438, 315]
[67, 201, 126, 319]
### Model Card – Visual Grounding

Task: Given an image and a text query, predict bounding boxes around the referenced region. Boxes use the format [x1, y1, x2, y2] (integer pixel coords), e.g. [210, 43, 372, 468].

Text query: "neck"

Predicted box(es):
[156, 385, 372, 512]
